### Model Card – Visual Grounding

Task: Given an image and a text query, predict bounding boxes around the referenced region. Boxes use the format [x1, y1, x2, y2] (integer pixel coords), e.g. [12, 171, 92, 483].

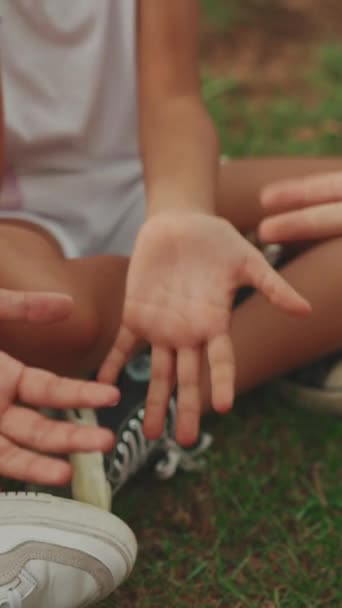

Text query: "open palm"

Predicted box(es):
[0, 289, 118, 485]
[99, 214, 310, 445]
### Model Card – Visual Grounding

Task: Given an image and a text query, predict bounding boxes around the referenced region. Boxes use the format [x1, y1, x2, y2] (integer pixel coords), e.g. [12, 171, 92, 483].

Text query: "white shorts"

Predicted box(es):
[0, 176, 146, 259]
[0, 157, 228, 258]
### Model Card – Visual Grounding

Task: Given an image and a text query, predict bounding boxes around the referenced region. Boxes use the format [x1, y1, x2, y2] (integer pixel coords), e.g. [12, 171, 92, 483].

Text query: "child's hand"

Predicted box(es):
[260, 171, 342, 242]
[0, 289, 118, 485]
[99, 213, 310, 446]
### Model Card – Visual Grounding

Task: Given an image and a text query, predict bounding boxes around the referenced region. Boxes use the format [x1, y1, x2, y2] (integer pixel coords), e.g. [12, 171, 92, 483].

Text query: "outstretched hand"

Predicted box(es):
[99, 213, 310, 446]
[0, 289, 119, 485]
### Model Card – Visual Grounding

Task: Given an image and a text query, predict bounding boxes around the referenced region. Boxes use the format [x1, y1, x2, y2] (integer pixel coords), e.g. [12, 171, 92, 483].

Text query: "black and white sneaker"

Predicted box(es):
[67, 351, 212, 511]
[273, 351, 342, 416]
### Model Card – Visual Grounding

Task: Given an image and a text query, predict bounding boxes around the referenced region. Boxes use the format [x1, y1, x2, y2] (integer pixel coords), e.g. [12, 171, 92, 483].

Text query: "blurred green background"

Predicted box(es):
[201, 0, 342, 157]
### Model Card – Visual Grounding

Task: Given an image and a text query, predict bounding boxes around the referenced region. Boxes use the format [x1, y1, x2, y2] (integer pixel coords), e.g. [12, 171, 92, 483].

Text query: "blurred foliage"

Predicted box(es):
[203, 43, 342, 156]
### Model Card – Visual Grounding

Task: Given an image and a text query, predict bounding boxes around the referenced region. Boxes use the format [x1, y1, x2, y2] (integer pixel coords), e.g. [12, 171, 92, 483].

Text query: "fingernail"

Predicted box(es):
[260, 188, 274, 207]
[101, 430, 116, 452]
[298, 297, 312, 315]
[50, 293, 74, 304]
[87, 383, 120, 405]
[258, 220, 274, 242]
[50, 461, 72, 485]
[87, 429, 115, 452]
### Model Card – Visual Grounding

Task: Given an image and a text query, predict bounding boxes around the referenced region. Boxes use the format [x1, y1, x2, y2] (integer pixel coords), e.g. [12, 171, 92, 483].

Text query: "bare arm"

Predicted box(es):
[138, 0, 219, 217]
[99, 2, 311, 446]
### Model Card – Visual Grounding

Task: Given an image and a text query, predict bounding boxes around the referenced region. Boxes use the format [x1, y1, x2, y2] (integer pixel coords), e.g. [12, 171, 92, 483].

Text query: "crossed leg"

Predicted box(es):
[0, 157, 341, 403]
[210, 157, 342, 401]
[0, 221, 128, 374]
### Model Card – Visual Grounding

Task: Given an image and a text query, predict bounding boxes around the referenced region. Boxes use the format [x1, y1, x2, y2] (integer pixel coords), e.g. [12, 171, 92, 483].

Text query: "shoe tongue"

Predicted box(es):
[96, 399, 136, 433]
[95, 355, 151, 434]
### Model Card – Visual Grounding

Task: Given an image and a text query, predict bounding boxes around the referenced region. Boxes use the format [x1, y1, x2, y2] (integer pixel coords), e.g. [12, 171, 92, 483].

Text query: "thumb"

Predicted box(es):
[241, 250, 311, 317]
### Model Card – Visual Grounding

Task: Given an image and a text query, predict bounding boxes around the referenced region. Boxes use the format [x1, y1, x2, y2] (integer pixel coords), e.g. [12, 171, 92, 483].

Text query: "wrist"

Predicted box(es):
[146, 188, 215, 219]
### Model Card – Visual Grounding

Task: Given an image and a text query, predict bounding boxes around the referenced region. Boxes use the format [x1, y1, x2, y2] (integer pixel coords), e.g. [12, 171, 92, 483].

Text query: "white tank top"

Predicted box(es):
[0, 1, 145, 255]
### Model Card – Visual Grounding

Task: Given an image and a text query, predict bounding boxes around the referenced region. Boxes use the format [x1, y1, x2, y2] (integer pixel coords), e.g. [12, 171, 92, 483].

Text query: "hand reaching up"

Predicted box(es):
[99, 213, 310, 446]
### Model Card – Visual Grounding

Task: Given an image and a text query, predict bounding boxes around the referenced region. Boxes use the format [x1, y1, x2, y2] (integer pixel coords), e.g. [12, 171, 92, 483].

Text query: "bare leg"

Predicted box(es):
[200, 156, 342, 410]
[0, 222, 128, 375]
[234, 238, 342, 389]
[200, 236, 342, 409]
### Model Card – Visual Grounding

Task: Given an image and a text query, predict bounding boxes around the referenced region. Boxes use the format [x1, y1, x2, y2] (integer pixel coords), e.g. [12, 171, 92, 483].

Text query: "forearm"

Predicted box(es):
[142, 95, 219, 218]
[138, 0, 219, 218]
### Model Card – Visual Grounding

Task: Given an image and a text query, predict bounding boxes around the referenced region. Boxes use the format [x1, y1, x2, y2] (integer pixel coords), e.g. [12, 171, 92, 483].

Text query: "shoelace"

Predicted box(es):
[155, 399, 213, 479]
[2, 589, 22, 608]
[107, 406, 159, 488]
[155, 434, 213, 480]
[106, 397, 212, 491]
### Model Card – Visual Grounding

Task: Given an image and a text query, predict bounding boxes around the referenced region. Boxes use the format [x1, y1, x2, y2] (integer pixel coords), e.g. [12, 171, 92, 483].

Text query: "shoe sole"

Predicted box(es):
[66, 409, 113, 511]
[0, 492, 137, 578]
[273, 379, 342, 415]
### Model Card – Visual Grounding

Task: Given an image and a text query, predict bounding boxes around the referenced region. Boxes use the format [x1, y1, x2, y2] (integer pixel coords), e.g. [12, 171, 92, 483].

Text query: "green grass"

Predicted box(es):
[96, 23, 342, 608]
[100, 395, 341, 608]
[204, 43, 342, 157]
[201, 0, 241, 32]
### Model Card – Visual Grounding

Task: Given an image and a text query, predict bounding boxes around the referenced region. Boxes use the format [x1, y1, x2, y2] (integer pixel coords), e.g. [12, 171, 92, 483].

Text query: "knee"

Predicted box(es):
[53, 304, 103, 373]
[0, 302, 102, 375]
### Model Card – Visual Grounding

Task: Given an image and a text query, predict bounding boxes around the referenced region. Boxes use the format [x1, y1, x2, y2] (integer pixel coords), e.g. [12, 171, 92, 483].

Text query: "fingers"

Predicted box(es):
[0, 435, 72, 485]
[259, 202, 342, 243]
[207, 334, 235, 414]
[0, 406, 115, 455]
[144, 340, 235, 447]
[242, 249, 311, 317]
[144, 347, 175, 440]
[98, 326, 138, 384]
[262, 172, 342, 212]
[175, 347, 202, 446]
[18, 367, 120, 409]
[0, 289, 73, 323]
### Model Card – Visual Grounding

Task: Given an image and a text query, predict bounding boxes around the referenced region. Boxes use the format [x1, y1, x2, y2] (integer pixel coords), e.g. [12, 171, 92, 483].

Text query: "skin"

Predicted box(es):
[260, 171, 342, 242]
[98, 0, 311, 444]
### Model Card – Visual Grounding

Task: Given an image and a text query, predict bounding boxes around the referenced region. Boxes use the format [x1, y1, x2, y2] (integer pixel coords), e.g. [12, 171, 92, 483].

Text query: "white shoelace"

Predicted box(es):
[107, 407, 158, 487]
[155, 433, 213, 480]
[2, 589, 22, 608]
[107, 399, 213, 491]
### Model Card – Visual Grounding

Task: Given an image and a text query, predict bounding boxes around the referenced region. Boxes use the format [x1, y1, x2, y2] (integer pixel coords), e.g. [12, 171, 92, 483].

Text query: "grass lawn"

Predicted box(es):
[97, 2, 342, 607]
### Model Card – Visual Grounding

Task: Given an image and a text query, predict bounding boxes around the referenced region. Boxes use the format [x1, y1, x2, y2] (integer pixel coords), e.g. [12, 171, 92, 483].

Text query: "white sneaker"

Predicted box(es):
[274, 352, 342, 415]
[0, 492, 137, 608]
